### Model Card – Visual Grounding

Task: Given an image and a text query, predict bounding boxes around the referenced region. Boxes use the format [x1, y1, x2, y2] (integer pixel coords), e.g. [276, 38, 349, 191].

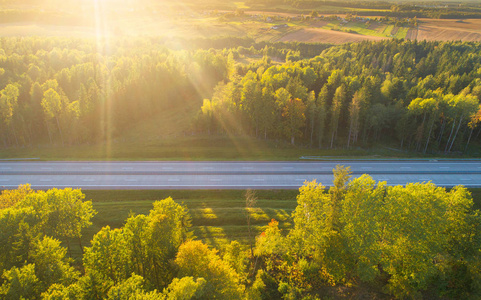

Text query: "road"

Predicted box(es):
[1, 160, 481, 190]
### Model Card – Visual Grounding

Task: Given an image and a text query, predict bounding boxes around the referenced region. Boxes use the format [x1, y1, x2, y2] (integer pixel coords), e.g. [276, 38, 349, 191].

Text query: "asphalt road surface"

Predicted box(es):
[1, 160, 481, 190]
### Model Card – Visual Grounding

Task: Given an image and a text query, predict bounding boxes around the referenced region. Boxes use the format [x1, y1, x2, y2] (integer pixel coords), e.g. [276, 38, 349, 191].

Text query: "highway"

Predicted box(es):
[1, 160, 481, 190]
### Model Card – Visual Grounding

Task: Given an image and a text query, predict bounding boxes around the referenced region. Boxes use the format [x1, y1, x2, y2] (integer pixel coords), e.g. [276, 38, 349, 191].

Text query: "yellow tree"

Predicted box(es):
[465, 105, 481, 151]
[0, 184, 33, 210]
[176, 240, 243, 299]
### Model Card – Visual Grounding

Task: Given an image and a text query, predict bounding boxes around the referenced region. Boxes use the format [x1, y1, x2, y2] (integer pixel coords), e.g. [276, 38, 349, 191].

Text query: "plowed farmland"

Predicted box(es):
[278, 27, 387, 44]
[409, 19, 481, 42]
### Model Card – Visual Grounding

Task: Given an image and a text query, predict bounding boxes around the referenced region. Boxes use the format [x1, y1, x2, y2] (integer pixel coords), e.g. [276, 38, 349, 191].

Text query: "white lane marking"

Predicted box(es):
[418, 178, 430, 181]
[400, 167, 412, 169]
[82, 179, 95, 182]
[168, 178, 180, 182]
[124, 178, 138, 182]
[253, 178, 265, 181]
[460, 178, 472, 181]
[439, 167, 450, 169]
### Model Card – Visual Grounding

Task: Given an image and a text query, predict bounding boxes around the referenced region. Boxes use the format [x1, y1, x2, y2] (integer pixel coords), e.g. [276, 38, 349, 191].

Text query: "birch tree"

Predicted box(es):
[347, 91, 361, 148]
[41, 88, 64, 144]
[0, 84, 19, 146]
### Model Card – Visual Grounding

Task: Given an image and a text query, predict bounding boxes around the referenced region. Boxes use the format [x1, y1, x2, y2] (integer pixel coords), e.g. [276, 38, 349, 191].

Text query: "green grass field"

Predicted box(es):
[320, 20, 409, 39]
[66, 187, 481, 260]
[82, 190, 298, 250]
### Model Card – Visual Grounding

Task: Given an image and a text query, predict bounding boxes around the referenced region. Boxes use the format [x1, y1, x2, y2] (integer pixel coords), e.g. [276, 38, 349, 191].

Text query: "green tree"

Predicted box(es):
[106, 274, 164, 300]
[288, 181, 331, 257]
[408, 97, 438, 153]
[162, 276, 206, 300]
[347, 91, 361, 148]
[122, 198, 192, 290]
[0, 206, 40, 272]
[241, 74, 263, 136]
[281, 98, 306, 145]
[306, 90, 317, 145]
[0, 264, 39, 300]
[144, 200, 189, 288]
[444, 93, 479, 153]
[176, 240, 243, 299]
[259, 86, 276, 139]
[317, 86, 328, 148]
[380, 183, 449, 298]
[41, 88, 64, 144]
[340, 175, 385, 282]
[83, 226, 130, 285]
[286, 77, 308, 102]
[30, 236, 79, 292]
[0, 83, 20, 146]
[19, 188, 96, 256]
[329, 85, 344, 148]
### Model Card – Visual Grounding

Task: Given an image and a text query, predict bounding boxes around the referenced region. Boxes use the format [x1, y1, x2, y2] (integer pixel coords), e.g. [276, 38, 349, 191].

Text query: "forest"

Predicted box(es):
[1, 169, 480, 299]
[1, 37, 480, 155]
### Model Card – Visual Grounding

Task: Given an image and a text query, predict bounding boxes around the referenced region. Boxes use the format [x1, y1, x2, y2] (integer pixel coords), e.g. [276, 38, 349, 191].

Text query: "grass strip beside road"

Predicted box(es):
[3, 135, 478, 161]
[81, 189, 299, 255]
[0, 136, 384, 161]
[74, 188, 481, 259]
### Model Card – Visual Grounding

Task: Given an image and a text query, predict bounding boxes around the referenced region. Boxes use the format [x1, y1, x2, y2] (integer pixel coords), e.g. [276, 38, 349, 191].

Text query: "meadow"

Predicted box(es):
[74, 189, 299, 258]
[77, 187, 481, 257]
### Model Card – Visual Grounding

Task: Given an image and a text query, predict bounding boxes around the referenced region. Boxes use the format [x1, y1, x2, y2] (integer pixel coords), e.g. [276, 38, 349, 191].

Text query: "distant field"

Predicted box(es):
[414, 18, 481, 42]
[2, 10, 481, 43]
[279, 27, 386, 44]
